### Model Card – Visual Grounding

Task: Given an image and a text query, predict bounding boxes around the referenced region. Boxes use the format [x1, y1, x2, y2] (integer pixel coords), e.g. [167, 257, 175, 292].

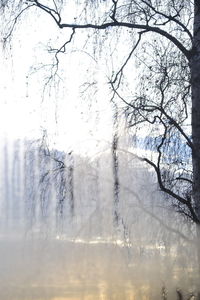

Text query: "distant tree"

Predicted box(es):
[2, 0, 200, 272]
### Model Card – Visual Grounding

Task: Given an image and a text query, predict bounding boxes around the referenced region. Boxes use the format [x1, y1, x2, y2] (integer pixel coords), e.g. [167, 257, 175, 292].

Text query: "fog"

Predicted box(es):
[0, 137, 199, 300]
[1, 2, 199, 298]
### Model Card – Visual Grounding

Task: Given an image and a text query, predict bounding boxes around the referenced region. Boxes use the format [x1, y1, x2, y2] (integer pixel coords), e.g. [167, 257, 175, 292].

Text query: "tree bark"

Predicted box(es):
[191, 2, 200, 221]
[191, 1, 200, 279]
[192, 2, 200, 219]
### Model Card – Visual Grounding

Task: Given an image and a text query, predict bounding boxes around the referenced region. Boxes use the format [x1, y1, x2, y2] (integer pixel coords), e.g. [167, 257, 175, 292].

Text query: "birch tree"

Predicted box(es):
[2, 0, 200, 261]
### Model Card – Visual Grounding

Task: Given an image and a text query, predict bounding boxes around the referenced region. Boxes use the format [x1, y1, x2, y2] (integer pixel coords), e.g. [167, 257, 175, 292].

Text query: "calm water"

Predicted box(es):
[0, 236, 198, 300]
[0, 140, 198, 300]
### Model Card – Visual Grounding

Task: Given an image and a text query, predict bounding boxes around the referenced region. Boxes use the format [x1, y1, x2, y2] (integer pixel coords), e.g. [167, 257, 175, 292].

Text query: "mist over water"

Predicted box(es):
[1, 3, 199, 297]
[0, 136, 199, 300]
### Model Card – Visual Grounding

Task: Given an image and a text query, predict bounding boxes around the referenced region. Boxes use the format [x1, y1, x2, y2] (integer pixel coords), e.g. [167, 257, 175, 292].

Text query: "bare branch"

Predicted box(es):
[3, 4, 35, 44]
[111, 31, 143, 88]
[48, 27, 76, 75]
[29, 0, 191, 60]
[110, 0, 118, 22]
[175, 177, 193, 184]
[141, 0, 193, 41]
[159, 107, 194, 152]
[143, 157, 200, 224]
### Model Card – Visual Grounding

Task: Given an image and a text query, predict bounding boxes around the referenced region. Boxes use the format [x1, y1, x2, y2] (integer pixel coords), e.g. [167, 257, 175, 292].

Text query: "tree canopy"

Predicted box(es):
[1, 1, 200, 224]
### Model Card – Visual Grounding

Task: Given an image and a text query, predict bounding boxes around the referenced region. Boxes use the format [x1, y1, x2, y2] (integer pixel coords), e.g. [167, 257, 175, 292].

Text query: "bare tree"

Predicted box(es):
[2, 0, 200, 271]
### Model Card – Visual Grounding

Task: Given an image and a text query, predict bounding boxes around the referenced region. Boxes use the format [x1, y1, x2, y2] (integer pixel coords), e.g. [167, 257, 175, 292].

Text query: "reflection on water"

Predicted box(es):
[0, 237, 198, 300]
[0, 239, 139, 300]
[0, 139, 199, 299]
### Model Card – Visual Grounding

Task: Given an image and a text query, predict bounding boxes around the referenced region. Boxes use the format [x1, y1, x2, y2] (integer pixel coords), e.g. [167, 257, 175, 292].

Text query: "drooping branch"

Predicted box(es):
[110, 74, 196, 221]
[86, 148, 194, 243]
[110, 81, 194, 155]
[175, 177, 193, 184]
[159, 106, 195, 153]
[143, 157, 200, 224]
[3, 4, 35, 44]
[111, 31, 143, 88]
[4, 0, 196, 228]
[115, 146, 198, 224]
[140, 0, 193, 41]
[110, 156, 195, 243]
[47, 27, 76, 79]
[28, 0, 191, 60]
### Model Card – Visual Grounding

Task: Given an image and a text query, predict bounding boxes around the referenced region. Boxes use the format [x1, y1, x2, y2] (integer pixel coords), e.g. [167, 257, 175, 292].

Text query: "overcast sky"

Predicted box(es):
[0, 8, 117, 155]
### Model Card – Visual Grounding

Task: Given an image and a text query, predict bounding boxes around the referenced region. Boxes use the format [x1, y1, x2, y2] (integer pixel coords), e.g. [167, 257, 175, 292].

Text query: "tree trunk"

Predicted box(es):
[192, 1, 200, 222]
[191, 0, 200, 281]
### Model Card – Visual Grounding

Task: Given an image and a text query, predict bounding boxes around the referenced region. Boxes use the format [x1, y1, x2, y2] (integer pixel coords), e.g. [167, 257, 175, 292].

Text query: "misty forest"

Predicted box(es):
[1, 0, 200, 299]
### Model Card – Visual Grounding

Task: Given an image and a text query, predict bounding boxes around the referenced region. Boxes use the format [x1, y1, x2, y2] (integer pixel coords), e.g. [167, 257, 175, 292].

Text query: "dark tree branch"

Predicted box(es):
[49, 27, 76, 74]
[143, 157, 200, 224]
[109, 82, 194, 155]
[175, 177, 193, 184]
[114, 146, 198, 224]
[110, 0, 118, 22]
[31, 0, 61, 24]
[111, 151, 195, 243]
[140, 0, 193, 41]
[38, 28, 76, 89]
[159, 107, 194, 153]
[29, 0, 191, 60]
[111, 31, 143, 88]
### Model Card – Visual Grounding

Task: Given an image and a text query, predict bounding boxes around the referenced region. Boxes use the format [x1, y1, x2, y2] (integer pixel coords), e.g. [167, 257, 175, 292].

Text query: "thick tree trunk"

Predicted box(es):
[191, 1, 200, 280]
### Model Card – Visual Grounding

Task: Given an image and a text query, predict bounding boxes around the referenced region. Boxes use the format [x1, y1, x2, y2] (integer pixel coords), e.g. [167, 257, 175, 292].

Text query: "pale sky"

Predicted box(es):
[0, 9, 116, 155]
